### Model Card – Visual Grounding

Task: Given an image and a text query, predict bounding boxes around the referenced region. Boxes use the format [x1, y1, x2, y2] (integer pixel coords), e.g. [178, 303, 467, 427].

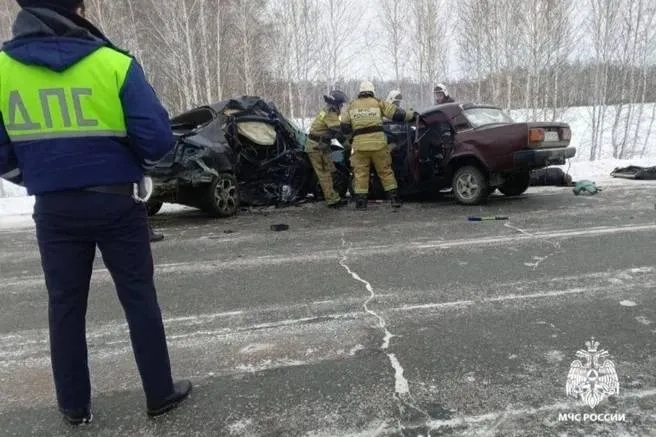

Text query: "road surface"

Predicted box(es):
[1, 186, 655, 436]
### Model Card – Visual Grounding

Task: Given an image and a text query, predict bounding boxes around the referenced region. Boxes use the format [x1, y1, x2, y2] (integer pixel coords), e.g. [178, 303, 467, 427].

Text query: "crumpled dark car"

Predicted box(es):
[146, 96, 350, 217]
[379, 102, 577, 204]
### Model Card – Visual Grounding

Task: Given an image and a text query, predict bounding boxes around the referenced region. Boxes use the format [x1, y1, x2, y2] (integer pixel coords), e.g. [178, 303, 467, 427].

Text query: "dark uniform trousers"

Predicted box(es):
[33, 190, 174, 411]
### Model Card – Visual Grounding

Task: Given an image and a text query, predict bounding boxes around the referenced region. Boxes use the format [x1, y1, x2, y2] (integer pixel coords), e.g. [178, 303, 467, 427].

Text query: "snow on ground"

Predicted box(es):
[1, 157, 652, 231]
[2, 103, 656, 230]
[0, 197, 192, 230]
[553, 157, 656, 185]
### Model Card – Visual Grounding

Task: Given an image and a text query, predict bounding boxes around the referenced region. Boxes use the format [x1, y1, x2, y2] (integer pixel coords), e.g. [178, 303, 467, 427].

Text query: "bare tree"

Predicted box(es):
[214, 0, 224, 101]
[267, 0, 322, 121]
[141, 0, 200, 111]
[319, 0, 363, 91]
[198, 0, 214, 103]
[639, 3, 656, 157]
[512, 0, 574, 120]
[267, 0, 296, 116]
[409, 0, 449, 108]
[378, 0, 410, 88]
[457, 0, 487, 102]
[1, 0, 656, 167]
[607, 0, 656, 159]
[633, 1, 656, 157]
[587, 0, 622, 160]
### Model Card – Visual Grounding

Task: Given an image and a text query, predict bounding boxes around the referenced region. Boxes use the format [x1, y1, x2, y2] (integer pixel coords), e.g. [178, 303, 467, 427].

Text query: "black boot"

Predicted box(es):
[355, 194, 368, 210]
[147, 379, 193, 418]
[60, 407, 92, 426]
[388, 189, 402, 208]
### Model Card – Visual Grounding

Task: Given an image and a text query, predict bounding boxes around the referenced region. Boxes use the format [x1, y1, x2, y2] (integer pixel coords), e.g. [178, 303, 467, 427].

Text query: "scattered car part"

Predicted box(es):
[573, 180, 601, 195]
[467, 216, 509, 221]
[610, 165, 656, 180]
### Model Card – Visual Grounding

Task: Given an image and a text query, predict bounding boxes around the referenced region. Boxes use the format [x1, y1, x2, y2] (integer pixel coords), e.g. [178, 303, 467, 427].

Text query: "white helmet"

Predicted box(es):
[386, 89, 402, 104]
[359, 80, 375, 94]
[434, 83, 449, 96]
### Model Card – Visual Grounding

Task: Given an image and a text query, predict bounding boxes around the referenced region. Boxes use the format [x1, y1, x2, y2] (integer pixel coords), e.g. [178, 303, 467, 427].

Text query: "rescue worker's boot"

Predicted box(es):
[355, 194, 368, 210]
[388, 189, 402, 208]
[327, 197, 348, 209]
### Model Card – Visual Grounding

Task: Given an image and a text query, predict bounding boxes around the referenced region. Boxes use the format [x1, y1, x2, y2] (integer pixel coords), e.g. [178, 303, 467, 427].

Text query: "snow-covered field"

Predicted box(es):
[1, 103, 655, 229]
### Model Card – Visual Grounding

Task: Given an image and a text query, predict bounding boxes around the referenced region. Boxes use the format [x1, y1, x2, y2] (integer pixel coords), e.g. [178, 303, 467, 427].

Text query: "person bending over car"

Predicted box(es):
[306, 90, 350, 208]
[340, 81, 415, 209]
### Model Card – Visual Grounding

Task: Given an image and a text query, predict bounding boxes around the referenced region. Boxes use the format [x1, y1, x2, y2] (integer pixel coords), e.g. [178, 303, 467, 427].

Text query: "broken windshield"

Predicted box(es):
[463, 107, 514, 128]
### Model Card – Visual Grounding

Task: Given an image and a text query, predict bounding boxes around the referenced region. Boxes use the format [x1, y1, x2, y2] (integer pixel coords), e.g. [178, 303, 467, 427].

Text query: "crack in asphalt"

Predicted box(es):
[505, 222, 563, 272]
[338, 235, 433, 435]
[504, 222, 561, 249]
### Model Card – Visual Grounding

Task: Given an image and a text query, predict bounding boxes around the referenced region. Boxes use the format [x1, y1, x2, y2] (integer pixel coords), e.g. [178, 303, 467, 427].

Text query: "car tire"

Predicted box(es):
[203, 173, 240, 218]
[146, 200, 163, 216]
[452, 165, 489, 205]
[499, 172, 530, 196]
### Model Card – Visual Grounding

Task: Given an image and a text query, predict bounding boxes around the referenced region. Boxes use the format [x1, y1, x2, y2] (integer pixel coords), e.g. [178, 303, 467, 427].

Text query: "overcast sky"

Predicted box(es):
[326, 0, 461, 83]
[322, 0, 594, 83]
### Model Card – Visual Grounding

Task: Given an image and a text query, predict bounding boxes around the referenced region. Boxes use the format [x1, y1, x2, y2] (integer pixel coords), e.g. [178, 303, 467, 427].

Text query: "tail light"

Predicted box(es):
[561, 127, 571, 141]
[529, 128, 545, 143]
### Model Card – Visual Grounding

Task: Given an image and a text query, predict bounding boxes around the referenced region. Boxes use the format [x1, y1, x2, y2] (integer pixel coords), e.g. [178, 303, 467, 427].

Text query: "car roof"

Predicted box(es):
[421, 102, 503, 116]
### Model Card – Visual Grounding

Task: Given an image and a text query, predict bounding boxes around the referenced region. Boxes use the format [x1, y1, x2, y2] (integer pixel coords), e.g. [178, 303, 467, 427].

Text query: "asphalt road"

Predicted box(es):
[1, 185, 655, 437]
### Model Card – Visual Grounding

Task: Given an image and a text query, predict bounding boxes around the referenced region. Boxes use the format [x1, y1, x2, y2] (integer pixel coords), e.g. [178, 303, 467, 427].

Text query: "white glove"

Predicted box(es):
[133, 176, 153, 203]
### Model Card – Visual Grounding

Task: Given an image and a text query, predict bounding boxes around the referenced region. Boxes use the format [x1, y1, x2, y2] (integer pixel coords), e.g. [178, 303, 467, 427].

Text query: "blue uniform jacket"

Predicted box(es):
[0, 8, 173, 195]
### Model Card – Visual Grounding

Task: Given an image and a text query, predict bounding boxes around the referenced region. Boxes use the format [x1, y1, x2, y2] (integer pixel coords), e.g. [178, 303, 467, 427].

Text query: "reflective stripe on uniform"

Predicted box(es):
[9, 130, 127, 142]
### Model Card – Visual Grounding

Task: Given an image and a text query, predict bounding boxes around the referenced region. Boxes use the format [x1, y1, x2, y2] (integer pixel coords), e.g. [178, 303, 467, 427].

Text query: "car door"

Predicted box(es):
[411, 110, 455, 182]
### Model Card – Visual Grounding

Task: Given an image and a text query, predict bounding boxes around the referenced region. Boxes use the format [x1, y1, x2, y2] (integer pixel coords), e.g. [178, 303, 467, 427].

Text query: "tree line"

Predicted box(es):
[0, 0, 654, 161]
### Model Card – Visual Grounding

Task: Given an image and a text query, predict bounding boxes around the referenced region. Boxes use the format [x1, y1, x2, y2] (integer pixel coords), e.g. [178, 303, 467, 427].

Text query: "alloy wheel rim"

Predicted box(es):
[456, 173, 479, 200]
[214, 177, 238, 213]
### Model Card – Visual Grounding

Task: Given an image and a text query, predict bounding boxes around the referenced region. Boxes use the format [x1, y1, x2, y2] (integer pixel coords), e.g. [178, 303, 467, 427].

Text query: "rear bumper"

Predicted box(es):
[514, 147, 576, 168]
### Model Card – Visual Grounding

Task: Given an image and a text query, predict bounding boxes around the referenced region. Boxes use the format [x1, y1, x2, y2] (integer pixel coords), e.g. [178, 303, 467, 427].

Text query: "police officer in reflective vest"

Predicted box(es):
[0, 0, 191, 424]
[340, 81, 415, 209]
[306, 90, 349, 208]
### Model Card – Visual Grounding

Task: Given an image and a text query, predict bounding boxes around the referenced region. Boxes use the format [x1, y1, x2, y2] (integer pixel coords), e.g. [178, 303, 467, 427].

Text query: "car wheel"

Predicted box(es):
[452, 165, 489, 205]
[499, 172, 530, 196]
[146, 200, 163, 216]
[203, 173, 240, 218]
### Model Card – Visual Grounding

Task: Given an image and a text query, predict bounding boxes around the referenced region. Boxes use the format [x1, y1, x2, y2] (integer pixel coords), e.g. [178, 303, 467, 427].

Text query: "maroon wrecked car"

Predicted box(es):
[378, 102, 576, 204]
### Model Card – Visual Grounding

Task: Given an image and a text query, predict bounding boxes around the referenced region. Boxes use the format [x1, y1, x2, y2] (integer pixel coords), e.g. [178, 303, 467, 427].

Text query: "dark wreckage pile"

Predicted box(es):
[146, 96, 350, 217]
